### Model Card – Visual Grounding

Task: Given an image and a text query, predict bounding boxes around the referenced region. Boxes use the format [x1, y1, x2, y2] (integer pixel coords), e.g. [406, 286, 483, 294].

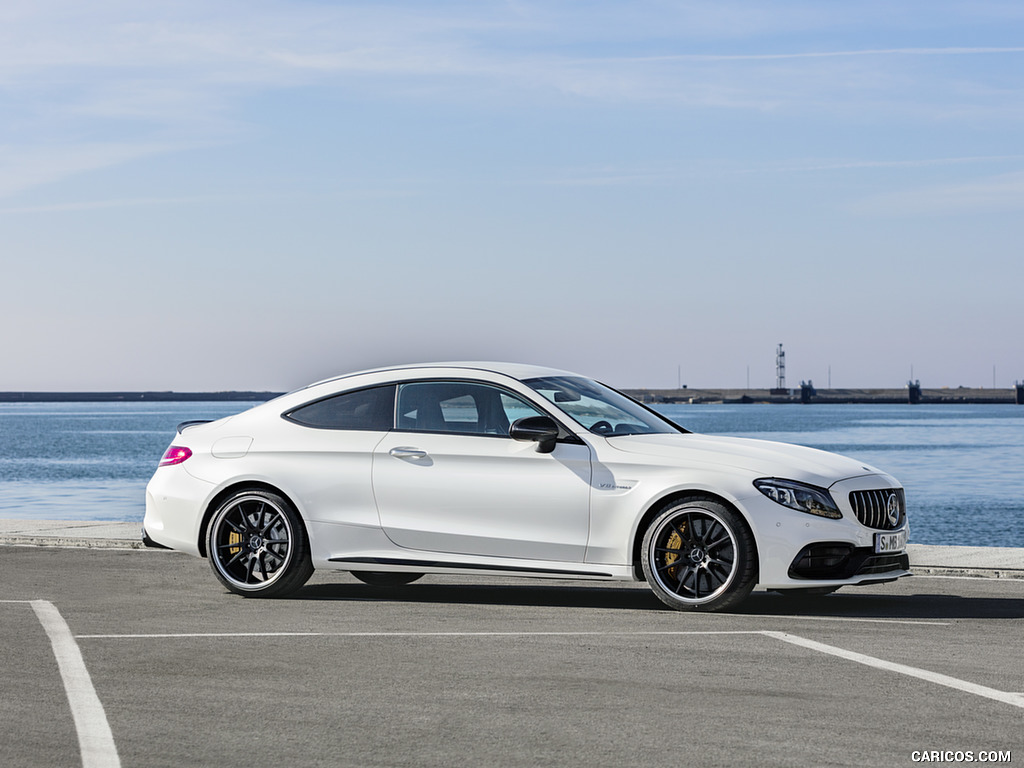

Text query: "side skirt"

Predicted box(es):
[328, 556, 614, 579]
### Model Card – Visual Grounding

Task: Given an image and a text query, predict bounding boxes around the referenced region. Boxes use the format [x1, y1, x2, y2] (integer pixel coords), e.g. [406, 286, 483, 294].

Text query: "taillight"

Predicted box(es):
[159, 445, 192, 467]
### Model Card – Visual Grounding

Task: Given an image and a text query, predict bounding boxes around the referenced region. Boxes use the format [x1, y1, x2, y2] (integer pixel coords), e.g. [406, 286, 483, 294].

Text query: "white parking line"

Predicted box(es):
[77, 630, 767, 639]
[762, 631, 1024, 711]
[740, 614, 950, 626]
[28, 601, 122, 768]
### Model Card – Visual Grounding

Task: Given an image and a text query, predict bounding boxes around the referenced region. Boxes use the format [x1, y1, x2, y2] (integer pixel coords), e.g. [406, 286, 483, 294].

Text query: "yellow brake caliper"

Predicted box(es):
[664, 524, 684, 579]
[228, 531, 241, 555]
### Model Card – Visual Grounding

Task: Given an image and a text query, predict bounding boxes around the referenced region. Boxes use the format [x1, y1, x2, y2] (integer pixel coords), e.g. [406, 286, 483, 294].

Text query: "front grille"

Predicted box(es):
[849, 488, 905, 530]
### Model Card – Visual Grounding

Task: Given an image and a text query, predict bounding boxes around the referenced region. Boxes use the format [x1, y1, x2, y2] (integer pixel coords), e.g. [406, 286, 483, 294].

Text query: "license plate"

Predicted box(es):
[875, 529, 907, 554]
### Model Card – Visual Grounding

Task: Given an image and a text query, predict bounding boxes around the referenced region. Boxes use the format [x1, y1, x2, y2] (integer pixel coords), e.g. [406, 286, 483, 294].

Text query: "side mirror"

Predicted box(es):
[509, 416, 559, 454]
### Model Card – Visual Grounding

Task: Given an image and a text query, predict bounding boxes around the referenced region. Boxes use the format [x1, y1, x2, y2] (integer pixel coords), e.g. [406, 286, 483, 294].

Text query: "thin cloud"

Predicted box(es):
[741, 155, 1024, 174]
[0, 142, 189, 198]
[527, 155, 1024, 187]
[0, 186, 419, 214]
[0, 194, 247, 214]
[851, 171, 1024, 216]
[617, 47, 1024, 63]
[537, 170, 673, 187]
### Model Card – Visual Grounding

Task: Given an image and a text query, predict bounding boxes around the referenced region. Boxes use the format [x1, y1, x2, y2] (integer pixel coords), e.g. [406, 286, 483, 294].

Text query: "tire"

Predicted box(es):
[351, 572, 424, 587]
[641, 497, 757, 612]
[206, 489, 314, 597]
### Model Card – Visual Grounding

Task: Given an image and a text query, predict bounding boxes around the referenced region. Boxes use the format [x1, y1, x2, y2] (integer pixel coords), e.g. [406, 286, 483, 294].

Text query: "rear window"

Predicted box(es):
[285, 385, 395, 431]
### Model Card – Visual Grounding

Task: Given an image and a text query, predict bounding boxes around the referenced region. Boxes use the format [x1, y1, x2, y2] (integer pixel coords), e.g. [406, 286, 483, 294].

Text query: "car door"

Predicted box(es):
[372, 380, 593, 562]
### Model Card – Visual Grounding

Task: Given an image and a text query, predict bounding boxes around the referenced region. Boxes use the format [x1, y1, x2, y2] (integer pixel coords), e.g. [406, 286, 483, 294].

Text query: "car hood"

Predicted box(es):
[605, 432, 884, 488]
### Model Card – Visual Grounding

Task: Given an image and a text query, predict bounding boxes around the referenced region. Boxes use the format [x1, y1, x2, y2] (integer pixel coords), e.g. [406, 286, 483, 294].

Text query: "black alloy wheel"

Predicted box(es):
[207, 489, 313, 597]
[641, 498, 756, 612]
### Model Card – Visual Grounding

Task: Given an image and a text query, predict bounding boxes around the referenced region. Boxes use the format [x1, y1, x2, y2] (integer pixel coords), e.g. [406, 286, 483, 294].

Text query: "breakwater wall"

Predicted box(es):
[623, 387, 1021, 405]
[0, 391, 283, 403]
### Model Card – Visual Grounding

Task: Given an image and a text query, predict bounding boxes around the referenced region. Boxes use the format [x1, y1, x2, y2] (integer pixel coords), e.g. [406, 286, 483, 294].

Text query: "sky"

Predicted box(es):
[2, 0, 1023, 392]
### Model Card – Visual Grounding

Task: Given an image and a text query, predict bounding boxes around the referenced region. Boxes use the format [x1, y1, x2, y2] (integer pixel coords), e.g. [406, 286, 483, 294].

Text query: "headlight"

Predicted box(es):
[754, 478, 842, 519]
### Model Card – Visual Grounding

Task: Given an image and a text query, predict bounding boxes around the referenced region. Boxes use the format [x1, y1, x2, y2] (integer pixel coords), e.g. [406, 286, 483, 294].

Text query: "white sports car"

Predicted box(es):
[144, 362, 910, 611]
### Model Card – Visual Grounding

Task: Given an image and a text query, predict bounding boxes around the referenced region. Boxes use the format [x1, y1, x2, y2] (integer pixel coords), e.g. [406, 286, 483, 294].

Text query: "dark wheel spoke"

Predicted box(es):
[706, 555, 733, 571]
[707, 563, 729, 585]
[223, 549, 246, 569]
[706, 533, 731, 550]
[259, 515, 282, 536]
[668, 520, 688, 542]
[224, 517, 247, 535]
[698, 521, 720, 546]
[675, 565, 696, 594]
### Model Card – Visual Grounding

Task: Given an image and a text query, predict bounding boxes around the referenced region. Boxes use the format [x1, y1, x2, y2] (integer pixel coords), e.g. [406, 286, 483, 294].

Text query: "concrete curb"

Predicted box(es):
[0, 521, 144, 550]
[0, 536, 146, 549]
[910, 566, 1024, 580]
[905, 543, 1024, 579]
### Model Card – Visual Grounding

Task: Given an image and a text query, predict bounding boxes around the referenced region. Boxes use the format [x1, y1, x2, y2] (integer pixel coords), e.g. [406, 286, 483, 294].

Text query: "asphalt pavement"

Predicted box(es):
[1, 542, 1022, 768]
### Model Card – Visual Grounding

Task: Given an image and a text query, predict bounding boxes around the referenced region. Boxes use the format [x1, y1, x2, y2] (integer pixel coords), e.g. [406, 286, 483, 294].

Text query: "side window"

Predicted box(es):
[439, 394, 478, 425]
[500, 393, 544, 424]
[397, 382, 546, 436]
[286, 385, 395, 431]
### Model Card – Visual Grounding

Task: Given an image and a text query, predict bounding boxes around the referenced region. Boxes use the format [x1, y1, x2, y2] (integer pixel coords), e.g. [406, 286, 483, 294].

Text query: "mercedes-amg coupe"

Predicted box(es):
[144, 362, 910, 611]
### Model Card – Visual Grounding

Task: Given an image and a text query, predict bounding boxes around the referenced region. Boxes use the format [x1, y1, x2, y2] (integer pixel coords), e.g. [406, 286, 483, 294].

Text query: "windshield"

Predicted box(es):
[524, 376, 685, 436]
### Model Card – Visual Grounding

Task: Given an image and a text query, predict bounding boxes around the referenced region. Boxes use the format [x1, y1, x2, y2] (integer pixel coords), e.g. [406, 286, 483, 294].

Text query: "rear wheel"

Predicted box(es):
[351, 572, 424, 586]
[206, 489, 313, 597]
[641, 498, 756, 612]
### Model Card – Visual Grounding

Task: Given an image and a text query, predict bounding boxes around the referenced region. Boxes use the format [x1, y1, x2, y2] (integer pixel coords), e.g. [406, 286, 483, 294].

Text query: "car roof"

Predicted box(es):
[305, 361, 583, 390]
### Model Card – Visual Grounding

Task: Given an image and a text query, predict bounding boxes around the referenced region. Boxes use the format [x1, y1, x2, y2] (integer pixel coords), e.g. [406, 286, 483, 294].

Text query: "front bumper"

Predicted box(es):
[740, 474, 911, 590]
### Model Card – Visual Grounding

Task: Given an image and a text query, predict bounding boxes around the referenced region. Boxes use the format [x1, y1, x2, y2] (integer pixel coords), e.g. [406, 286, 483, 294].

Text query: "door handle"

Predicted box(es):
[389, 447, 429, 461]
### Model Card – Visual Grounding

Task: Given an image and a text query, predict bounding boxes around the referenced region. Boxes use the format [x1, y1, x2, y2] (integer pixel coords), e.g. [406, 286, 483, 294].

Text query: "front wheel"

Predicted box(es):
[206, 489, 313, 597]
[641, 498, 757, 612]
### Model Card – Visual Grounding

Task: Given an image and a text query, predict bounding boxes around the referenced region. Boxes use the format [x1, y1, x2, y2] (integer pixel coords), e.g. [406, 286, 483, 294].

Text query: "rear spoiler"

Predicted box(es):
[177, 420, 213, 434]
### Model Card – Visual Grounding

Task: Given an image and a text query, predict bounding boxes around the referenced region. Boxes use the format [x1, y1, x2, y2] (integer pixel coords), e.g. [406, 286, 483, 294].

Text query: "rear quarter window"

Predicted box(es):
[285, 385, 395, 430]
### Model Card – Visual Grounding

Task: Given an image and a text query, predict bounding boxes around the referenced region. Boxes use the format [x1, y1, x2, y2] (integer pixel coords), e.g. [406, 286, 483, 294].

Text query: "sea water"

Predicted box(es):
[0, 400, 1021, 547]
[0, 401, 256, 524]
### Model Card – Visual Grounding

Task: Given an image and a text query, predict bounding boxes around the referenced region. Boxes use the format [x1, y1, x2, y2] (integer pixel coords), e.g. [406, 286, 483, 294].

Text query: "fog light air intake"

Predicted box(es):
[789, 543, 854, 579]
